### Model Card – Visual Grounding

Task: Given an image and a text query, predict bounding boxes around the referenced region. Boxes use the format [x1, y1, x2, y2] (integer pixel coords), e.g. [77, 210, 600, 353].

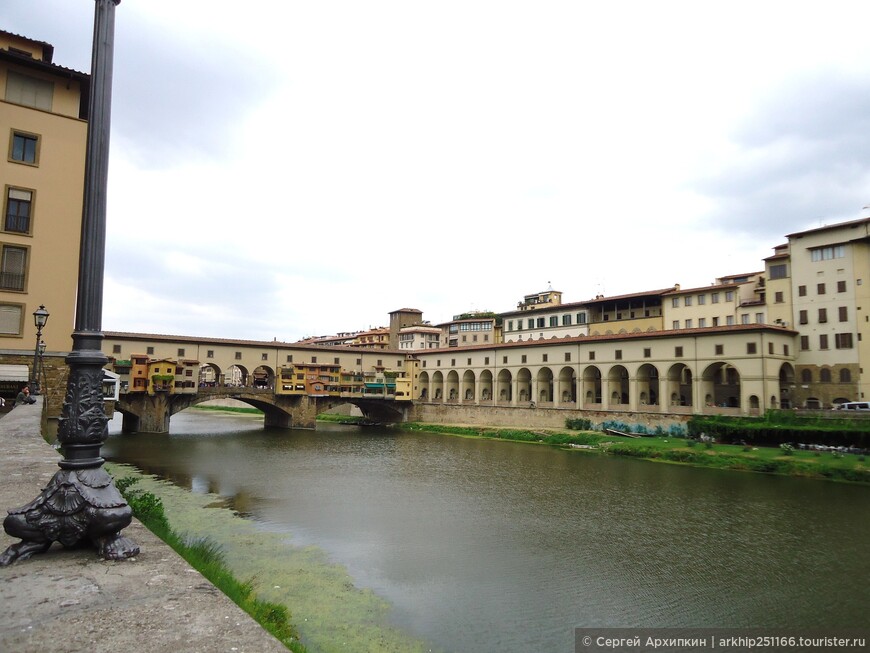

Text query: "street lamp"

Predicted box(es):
[0, 0, 138, 566]
[31, 305, 49, 395]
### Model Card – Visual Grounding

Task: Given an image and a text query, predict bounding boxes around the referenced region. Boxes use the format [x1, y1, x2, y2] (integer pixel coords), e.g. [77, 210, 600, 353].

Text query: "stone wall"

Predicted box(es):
[409, 402, 691, 433]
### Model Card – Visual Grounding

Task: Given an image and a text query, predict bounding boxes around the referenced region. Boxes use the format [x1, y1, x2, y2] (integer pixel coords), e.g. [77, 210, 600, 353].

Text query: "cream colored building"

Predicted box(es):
[398, 324, 442, 350]
[0, 31, 88, 375]
[662, 274, 765, 331]
[781, 218, 870, 407]
[413, 323, 794, 415]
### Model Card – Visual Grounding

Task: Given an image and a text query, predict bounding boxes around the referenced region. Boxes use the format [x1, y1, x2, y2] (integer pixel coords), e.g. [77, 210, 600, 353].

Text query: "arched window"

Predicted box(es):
[840, 369, 852, 383]
[820, 368, 832, 383]
[801, 369, 812, 383]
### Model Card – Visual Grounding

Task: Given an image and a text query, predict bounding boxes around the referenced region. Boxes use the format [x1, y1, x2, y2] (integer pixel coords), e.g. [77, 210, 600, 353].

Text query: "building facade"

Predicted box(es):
[0, 30, 89, 402]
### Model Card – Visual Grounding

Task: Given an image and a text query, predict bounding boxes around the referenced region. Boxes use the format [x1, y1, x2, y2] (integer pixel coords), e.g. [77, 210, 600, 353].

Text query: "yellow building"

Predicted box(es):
[0, 31, 88, 387]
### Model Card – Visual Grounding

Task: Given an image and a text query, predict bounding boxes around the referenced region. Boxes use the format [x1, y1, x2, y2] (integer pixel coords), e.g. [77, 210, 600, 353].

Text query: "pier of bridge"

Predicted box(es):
[115, 386, 410, 433]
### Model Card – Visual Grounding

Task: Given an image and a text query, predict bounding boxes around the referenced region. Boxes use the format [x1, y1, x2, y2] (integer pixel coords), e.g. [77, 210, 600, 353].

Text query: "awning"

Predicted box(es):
[0, 365, 28, 382]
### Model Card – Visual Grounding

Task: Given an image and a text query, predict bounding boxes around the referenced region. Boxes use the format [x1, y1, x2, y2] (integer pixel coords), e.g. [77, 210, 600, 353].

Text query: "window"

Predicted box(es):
[801, 369, 812, 383]
[643, 348, 651, 358]
[549, 316, 558, 327]
[147, 346, 154, 355]
[589, 351, 596, 361]
[236, 352, 243, 360]
[577, 313, 586, 324]
[467, 357, 472, 365]
[562, 314, 572, 326]
[451, 358, 455, 366]
[698, 318, 707, 328]
[0, 304, 24, 336]
[715, 344, 723, 355]
[10, 132, 39, 165]
[675, 346, 683, 358]
[4, 188, 33, 234]
[356, 358, 361, 365]
[711, 293, 719, 304]
[819, 334, 829, 350]
[769, 263, 787, 279]
[835, 333, 854, 349]
[207, 350, 214, 358]
[685, 319, 693, 329]
[672, 297, 679, 308]
[817, 283, 826, 295]
[615, 350, 622, 360]
[799, 310, 808, 325]
[177, 348, 185, 357]
[112, 344, 121, 354]
[503, 356, 508, 364]
[800, 335, 809, 350]
[261, 353, 268, 361]
[521, 355, 527, 363]
[783, 344, 789, 356]
[527, 319, 534, 329]
[287, 355, 293, 362]
[810, 245, 845, 261]
[672, 320, 680, 329]
[507, 320, 514, 331]
[542, 354, 548, 362]
[334, 357, 340, 364]
[820, 368, 832, 383]
[484, 357, 489, 365]
[755, 313, 764, 324]
[798, 285, 807, 297]
[818, 308, 827, 323]
[726, 315, 734, 326]
[775, 291, 784, 303]
[0, 243, 27, 291]
[839, 306, 848, 322]
[5, 71, 53, 111]
[684, 296, 692, 306]
[725, 291, 734, 301]
[840, 369, 852, 383]
[747, 343, 757, 354]
[768, 342, 774, 354]
[564, 352, 571, 362]
[698, 295, 706, 305]
[741, 314, 750, 325]
[536, 318, 545, 328]
[837, 280, 847, 293]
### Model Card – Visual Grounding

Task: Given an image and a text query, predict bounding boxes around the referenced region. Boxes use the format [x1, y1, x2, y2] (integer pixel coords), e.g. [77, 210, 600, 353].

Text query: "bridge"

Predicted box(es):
[115, 385, 412, 433]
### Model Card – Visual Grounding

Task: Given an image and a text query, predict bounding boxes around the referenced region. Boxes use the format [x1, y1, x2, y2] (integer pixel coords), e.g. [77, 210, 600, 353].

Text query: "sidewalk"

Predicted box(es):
[0, 397, 288, 653]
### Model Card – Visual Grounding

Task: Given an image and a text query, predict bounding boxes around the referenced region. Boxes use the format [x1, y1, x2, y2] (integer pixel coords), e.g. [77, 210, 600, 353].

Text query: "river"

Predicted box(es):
[104, 410, 870, 653]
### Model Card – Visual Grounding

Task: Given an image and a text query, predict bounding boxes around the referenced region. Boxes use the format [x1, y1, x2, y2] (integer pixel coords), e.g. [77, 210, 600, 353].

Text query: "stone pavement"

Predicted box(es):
[0, 397, 288, 653]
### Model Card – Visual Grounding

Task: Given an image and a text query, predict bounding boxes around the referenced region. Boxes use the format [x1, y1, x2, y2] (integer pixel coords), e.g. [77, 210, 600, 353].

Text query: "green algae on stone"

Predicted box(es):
[106, 463, 436, 653]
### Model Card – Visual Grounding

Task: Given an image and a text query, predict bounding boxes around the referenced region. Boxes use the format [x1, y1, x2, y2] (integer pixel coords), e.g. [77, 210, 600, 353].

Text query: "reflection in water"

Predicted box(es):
[105, 411, 870, 653]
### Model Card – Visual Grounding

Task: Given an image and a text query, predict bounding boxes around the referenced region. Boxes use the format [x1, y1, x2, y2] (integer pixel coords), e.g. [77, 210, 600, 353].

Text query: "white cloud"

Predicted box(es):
[6, 0, 870, 340]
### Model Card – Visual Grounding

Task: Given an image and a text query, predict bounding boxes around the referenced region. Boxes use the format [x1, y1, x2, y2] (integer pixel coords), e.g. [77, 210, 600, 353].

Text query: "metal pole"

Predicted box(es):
[0, 0, 138, 565]
[30, 325, 41, 395]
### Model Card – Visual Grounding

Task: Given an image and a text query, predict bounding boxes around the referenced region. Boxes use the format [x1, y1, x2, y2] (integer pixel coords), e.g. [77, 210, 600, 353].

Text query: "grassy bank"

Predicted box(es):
[107, 464, 435, 653]
[401, 423, 870, 484]
[192, 404, 264, 415]
[315, 413, 367, 425]
[115, 477, 305, 652]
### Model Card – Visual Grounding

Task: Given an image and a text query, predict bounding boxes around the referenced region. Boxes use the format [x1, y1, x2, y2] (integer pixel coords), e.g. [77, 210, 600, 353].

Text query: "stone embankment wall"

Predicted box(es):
[410, 402, 690, 432]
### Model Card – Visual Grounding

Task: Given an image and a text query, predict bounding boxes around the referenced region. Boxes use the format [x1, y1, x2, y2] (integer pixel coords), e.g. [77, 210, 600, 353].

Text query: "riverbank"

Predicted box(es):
[0, 398, 289, 653]
[402, 422, 870, 484]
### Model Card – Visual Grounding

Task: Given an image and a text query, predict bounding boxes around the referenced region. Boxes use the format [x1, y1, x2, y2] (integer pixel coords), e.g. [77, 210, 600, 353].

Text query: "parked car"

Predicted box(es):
[836, 401, 870, 410]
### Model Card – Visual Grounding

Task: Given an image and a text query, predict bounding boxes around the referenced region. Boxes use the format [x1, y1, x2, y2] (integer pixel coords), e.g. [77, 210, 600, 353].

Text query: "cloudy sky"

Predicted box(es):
[5, 1, 870, 342]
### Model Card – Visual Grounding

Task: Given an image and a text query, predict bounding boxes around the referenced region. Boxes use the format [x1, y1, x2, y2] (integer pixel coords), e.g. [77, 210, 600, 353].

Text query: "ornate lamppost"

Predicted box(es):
[30, 305, 49, 395]
[0, 0, 139, 565]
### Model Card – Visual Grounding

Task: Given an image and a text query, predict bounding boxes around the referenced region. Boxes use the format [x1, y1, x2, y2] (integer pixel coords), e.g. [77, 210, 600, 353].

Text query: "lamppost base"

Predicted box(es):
[0, 465, 139, 566]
